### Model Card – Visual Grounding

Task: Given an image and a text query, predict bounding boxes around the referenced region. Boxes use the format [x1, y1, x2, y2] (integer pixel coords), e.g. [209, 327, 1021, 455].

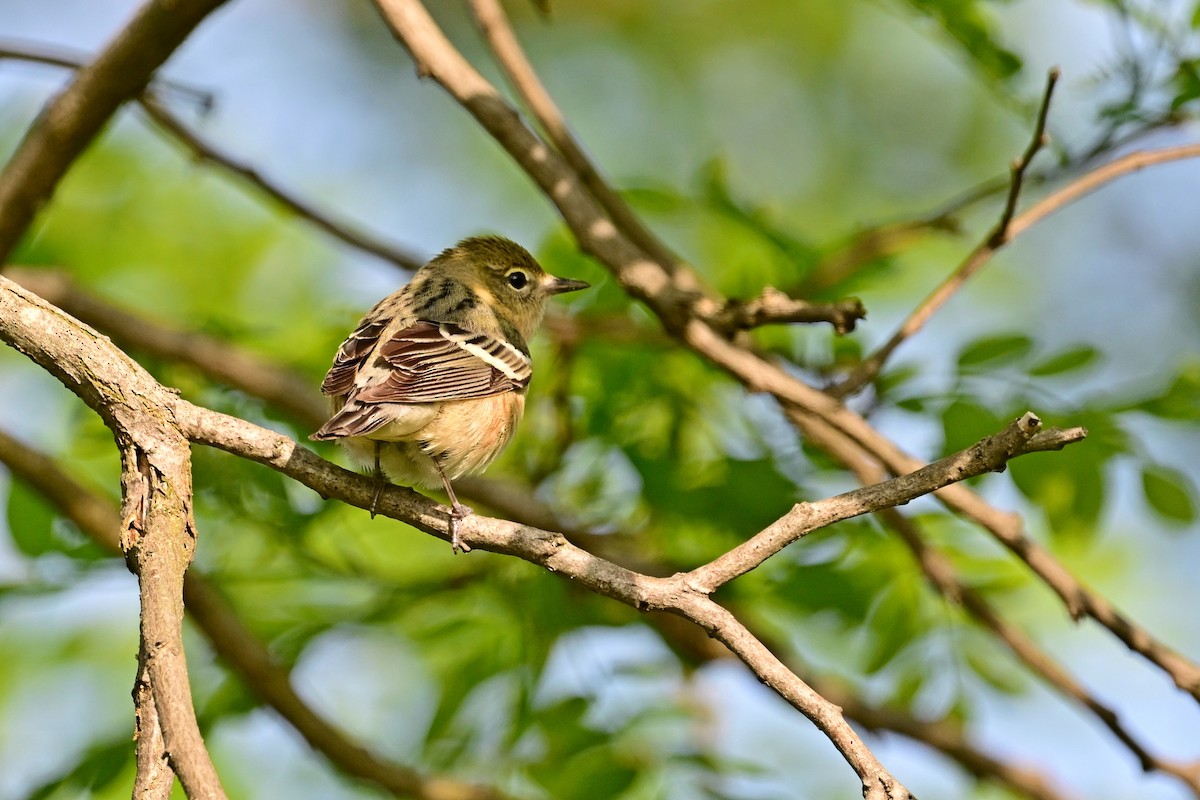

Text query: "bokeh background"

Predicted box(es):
[0, 1, 1198, 798]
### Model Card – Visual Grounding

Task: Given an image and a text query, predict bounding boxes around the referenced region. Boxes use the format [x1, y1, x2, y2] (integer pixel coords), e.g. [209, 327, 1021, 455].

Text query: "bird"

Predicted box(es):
[310, 235, 589, 553]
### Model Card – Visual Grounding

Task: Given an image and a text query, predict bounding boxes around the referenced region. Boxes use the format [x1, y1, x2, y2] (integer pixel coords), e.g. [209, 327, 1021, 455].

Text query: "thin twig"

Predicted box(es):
[0, 41, 424, 272]
[687, 412, 1086, 592]
[137, 97, 424, 271]
[992, 68, 1060, 246]
[709, 287, 867, 335]
[833, 68, 1059, 397]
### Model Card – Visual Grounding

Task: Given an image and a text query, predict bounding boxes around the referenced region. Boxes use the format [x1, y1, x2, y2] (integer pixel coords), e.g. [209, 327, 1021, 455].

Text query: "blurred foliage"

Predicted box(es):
[1, 1, 1199, 799]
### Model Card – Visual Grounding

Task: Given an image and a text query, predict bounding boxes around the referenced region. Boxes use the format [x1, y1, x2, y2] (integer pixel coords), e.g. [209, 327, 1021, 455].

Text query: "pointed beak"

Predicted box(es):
[544, 275, 591, 295]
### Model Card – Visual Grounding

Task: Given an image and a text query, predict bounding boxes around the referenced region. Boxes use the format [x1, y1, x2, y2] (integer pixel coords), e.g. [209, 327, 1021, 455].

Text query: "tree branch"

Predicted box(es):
[688, 412, 1086, 592]
[369, 0, 1200, 709]
[707, 287, 867, 335]
[792, 416, 1200, 794]
[136, 96, 425, 271]
[832, 85, 1200, 397]
[0, 0, 230, 265]
[469, 480, 1074, 800]
[466, 0, 680, 271]
[781, 403, 1200, 703]
[991, 68, 1059, 248]
[0, 278, 226, 798]
[0, 431, 509, 800]
[6, 267, 327, 425]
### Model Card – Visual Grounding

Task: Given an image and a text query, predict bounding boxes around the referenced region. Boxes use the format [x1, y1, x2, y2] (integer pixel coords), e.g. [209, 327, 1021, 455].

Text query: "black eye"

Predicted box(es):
[507, 271, 529, 290]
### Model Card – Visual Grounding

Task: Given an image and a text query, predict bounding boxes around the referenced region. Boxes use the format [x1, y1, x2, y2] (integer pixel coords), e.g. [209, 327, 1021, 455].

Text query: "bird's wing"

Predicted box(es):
[355, 320, 531, 404]
[320, 317, 389, 397]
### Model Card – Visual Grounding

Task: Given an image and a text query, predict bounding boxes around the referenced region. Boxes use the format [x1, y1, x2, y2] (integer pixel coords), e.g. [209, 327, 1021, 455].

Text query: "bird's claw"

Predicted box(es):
[449, 502, 473, 554]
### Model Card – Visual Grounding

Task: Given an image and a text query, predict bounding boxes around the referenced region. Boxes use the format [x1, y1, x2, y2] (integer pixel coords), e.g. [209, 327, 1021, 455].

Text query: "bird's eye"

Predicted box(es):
[507, 271, 529, 290]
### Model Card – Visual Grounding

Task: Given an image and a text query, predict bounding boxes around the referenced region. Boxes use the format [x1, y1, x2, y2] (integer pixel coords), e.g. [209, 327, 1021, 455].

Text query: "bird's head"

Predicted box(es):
[434, 235, 590, 340]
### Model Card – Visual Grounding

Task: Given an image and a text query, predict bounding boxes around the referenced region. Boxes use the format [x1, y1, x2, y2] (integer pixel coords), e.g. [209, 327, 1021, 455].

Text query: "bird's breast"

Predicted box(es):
[420, 392, 526, 480]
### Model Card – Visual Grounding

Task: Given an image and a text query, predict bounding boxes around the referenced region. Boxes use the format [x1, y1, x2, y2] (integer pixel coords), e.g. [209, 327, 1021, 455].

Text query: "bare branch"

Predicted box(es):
[834, 98, 1200, 397]
[0, 430, 510, 800]
[794, 411, 1200, 794]
[708, 287, 867, 335]
[136, 97, 425, 271]
[0, 0, 230, 265]
[688, 412, 1086, 592]
[463, 481, 1074, 800]
[781, 403, 1200, 703]
[992, 68, 1060, 247]
[132, 658, 173, 800]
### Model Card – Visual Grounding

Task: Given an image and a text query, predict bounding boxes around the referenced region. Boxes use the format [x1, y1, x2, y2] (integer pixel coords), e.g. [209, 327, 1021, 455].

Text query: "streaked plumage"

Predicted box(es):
[311, 236, 589, 552]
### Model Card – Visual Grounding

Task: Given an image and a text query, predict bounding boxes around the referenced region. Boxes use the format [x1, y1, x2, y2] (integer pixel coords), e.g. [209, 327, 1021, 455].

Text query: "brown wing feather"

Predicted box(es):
[320, 318, 389, 397]
[355, 321, 531, 404]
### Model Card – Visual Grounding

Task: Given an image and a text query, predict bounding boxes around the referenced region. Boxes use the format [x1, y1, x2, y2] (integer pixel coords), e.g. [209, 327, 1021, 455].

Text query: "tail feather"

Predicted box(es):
[310, 400, 390, 441]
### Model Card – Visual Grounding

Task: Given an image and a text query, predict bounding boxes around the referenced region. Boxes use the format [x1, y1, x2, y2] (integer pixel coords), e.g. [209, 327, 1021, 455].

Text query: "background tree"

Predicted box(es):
[0, 1, 1198, 799]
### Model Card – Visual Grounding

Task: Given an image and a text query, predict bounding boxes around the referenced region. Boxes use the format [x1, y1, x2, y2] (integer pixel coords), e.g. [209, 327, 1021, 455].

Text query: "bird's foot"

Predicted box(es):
[369, 443, 385, 519]
[448, 502, 474, 554]
[369, 477, 385, 519]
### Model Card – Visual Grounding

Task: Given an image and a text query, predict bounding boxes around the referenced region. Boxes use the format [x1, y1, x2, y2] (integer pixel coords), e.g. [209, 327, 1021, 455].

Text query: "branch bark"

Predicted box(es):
[0, 0, 230, 265]
[0, 429, 508, 800]
[0, 281, 225, 797]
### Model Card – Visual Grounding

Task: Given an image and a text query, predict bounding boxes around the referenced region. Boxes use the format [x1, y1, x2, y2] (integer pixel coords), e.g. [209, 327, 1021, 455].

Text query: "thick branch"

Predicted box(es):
[0, 0, 230, 265]
[0, 432, 508, 800]
[688, 412, 1086, 592]
[0, 278, 225, 798]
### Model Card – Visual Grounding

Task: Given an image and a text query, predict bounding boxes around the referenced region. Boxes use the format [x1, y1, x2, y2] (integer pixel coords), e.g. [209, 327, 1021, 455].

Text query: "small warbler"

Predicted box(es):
[311, 235, 589, 552]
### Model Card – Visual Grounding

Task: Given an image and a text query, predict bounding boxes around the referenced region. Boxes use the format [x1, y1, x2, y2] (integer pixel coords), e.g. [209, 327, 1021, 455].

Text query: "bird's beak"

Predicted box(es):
[544, 275, 591, 295]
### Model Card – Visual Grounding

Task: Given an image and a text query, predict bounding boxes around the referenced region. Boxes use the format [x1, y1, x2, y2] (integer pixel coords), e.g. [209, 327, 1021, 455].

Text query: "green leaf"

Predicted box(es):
[862, 577, 923, 674]
[956, 334, 1033, 371]
[1141, 464, 1197, 524]
[941, 398, 1005, 453]
[1134, 363, 1200, 422]
[1029, 345, 1099, 376]
[898, 0, 1023, 82]
[6, 480, 57, 557]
